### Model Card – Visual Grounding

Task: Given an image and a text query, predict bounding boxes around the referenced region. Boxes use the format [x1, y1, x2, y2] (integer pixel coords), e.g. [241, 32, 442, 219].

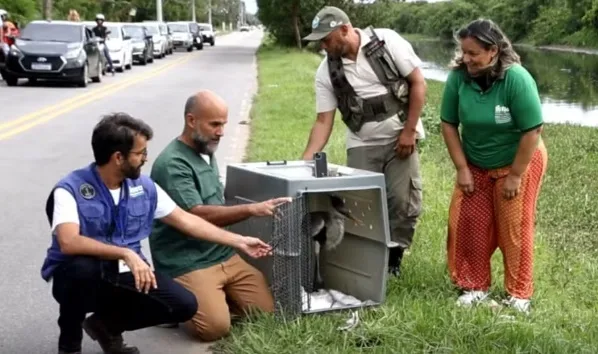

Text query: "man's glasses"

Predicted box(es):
[130, 148, 148, 158]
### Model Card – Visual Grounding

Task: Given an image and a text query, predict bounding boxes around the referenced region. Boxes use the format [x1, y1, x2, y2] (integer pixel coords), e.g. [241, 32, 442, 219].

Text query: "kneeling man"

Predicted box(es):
[42, 113, 271, 354]
[150, 90, 290, 341]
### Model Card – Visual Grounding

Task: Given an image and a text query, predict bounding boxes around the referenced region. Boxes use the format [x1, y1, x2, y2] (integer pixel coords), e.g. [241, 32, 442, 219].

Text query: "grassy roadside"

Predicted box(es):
[217, 44, 598, 353]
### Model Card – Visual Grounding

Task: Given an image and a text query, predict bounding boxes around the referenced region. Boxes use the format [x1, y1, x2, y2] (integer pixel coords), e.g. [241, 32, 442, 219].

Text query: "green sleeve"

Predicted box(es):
[157, 159, 204, 211]
[440, 70, 461, 125]
[508, 66, 544, 131]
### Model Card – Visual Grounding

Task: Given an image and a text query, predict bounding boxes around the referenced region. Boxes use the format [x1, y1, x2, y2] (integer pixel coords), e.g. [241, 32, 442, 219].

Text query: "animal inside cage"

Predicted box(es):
[224, 160, 392, 318]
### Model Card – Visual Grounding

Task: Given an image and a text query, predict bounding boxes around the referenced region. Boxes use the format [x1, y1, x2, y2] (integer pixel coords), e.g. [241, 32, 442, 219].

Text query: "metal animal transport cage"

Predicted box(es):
[223, 157, 392, 318]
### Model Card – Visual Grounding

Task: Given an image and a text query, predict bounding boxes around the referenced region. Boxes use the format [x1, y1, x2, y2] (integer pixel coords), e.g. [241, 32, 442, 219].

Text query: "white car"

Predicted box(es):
[143, 21, 173, 55]
[167, 22, 195, 52]
[142, 22, 168, 59]
[83, 21, 133, 72]
[198, 23, 215, 46]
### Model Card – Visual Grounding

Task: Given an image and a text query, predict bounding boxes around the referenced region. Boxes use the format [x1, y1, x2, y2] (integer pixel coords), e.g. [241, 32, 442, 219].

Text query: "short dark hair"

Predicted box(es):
[91, 112, 153, 166]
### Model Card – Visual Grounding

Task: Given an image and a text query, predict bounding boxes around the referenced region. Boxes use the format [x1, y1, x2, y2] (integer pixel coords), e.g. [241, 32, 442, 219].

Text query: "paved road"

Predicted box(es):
[0, 29, 264, 354]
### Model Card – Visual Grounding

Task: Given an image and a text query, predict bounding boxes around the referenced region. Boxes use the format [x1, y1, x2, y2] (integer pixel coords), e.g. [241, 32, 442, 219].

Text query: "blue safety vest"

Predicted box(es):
[40, 163, 158, 281]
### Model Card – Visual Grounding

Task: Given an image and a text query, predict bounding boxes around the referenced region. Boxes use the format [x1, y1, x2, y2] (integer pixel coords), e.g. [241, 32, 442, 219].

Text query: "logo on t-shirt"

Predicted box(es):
[494, 105, 512, 124]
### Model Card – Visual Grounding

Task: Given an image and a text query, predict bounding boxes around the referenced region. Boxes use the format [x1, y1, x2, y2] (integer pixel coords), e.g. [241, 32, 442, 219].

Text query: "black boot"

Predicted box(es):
[388, 247, 404, 277]
[82, 314, 139, 354]
[58, 350, 81, 354]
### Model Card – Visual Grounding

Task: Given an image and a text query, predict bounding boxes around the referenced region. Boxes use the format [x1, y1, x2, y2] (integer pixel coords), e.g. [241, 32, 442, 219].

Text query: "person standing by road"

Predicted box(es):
[301, 6, 428, 277]
[439, 19, 548, 313]
[41, 112, 272, 354]
[0, 10, 4, 57]
[67, 9, 81, 22]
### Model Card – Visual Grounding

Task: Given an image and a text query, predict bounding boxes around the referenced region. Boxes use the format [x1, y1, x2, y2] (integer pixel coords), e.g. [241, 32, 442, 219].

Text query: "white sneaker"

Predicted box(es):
[502, 296, 531, 314]
[456, 290, 489, 307]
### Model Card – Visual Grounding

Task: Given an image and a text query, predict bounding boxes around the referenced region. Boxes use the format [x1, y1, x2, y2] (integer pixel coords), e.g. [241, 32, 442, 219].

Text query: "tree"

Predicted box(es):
[43, 0, 52, 19]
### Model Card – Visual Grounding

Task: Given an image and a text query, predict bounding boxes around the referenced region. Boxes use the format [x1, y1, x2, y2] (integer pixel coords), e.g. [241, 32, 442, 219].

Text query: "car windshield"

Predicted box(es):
[19, 23, 82, 43]
[168, 24, 188, 32]
[105, 25, 121, 39]
[124, 26, 144, 39]
[199, 25, 212, 31]
[146, 26, 159, 35]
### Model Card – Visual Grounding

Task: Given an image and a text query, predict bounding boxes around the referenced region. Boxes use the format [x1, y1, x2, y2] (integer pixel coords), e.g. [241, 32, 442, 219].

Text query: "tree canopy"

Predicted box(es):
[256, 0, 598, 48]
[0, 0, 244, 28]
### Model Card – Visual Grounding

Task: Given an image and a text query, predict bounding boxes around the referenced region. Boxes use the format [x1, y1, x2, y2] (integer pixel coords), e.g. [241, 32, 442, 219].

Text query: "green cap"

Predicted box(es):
[303, 6, 350, 41]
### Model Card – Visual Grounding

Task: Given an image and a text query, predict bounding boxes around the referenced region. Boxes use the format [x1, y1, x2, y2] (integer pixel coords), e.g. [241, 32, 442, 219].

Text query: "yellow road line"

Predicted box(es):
[0, 55, 193, 141]
[0, 54, 190, 133]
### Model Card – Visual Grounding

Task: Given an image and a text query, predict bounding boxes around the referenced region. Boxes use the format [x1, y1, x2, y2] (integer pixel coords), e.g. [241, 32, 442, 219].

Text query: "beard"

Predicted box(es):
[191, 131, 219, 155]
[122, 160, 143, 180]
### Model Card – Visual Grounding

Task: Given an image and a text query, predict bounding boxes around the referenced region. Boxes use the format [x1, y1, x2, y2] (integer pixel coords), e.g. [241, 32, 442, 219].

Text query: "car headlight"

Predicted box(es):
[9, 45, 22, 57]
[65, 49, 82, 59]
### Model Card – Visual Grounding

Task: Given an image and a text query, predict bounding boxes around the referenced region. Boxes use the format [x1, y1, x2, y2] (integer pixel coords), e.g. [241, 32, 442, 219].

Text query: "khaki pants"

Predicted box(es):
[175, 254, 274, 342]
[346, 141, 423, 249]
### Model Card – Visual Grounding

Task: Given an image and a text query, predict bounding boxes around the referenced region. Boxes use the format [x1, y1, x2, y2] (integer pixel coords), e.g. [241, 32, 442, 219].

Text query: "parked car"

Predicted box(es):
[143, 21, 173, 55]
[122, 24, 154, 65]
[197, 22, 215, 46]
[143, 22, 168, 58]
[83, 21, 133, 72]
[3, 20, 103, 87]
[167, 22, 195, 52]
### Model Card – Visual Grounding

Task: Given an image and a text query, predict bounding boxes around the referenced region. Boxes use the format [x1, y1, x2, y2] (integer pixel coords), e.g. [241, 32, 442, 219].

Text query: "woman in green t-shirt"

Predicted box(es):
[439, 19, 548, 314]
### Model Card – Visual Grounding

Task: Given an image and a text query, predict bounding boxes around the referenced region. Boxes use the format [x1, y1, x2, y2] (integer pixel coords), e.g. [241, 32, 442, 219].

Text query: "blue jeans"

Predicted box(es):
[51, 256, 198, 352]
[102, 45, 113, 70]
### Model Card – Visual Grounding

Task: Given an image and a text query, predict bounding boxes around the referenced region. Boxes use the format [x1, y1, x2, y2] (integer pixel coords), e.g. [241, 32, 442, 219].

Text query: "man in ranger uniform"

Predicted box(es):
[301, 6, 427, 277]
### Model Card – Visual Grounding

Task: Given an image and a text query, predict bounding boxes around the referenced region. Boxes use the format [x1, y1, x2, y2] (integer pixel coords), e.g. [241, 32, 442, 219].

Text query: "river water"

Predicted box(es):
[411, 39, 598, 127]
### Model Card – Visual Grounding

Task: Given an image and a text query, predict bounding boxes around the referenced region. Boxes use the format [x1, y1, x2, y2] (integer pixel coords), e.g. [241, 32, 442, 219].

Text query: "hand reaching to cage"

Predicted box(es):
[235, 236, 273, 258]
[249, 197, 293, 217]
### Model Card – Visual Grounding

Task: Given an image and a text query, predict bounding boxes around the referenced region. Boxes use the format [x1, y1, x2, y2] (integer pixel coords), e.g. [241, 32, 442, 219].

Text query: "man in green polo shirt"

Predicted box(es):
[149, 89, 292, 341]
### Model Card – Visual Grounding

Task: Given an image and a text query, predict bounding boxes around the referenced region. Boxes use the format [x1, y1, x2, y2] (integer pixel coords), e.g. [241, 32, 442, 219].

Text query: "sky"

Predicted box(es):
[243, 0, 257, 15]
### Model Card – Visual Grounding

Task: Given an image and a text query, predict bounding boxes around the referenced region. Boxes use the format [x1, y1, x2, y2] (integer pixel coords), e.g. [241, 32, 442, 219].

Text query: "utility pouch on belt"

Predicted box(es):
[327, 26, 410, 133]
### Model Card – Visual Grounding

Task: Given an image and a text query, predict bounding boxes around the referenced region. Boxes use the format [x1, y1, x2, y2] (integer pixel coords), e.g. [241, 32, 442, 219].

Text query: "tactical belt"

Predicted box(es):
[360, 92, 402, 122]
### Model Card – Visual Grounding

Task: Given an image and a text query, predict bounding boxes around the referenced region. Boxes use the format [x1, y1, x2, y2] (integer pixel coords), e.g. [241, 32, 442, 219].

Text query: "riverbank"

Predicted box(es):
[401, 33, 598, 56]
[215, 44, 598, 353]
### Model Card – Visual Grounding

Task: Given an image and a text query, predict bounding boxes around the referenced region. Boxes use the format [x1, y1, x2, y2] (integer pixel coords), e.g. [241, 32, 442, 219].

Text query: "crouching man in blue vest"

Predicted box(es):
[40, 113, 272, 354]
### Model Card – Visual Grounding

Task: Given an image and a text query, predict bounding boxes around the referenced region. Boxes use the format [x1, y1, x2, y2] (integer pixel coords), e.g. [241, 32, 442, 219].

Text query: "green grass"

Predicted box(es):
[216, 44, 598, 353]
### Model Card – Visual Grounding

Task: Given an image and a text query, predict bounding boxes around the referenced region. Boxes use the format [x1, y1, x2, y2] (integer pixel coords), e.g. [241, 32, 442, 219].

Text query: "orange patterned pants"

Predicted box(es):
[447, 142, 548, 299]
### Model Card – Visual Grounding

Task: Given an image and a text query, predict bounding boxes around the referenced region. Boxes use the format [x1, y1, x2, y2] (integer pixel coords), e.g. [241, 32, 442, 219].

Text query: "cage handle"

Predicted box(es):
[266, 160, 287, 166]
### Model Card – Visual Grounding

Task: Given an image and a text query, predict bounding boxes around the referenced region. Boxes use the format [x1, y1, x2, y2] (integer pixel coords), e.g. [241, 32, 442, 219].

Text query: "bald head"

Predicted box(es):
[184, 90, 228, 120]
[183, 90, 228, 155]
